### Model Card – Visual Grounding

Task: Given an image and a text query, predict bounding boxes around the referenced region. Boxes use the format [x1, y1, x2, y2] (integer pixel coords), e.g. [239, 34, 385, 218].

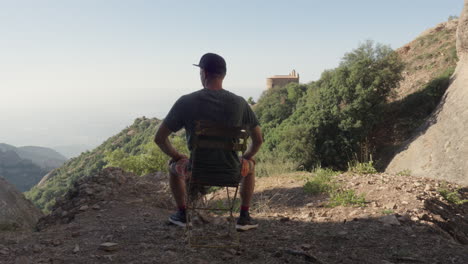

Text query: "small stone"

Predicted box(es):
[0, 248, 9, 255]
[79, 205, 89, 211]
[338, 231, 348, 235]
[378, 215, 400, 226]
[401, 201, 409, 205]
[99, 242, 119, 252]
[73, 244, 80, 254]
[52, 240, 61, 246]
[300, 244, 312, 250]
[14, 256, 31, 264]
[32, 244, 42, 253]
[92, 204, 100, 210]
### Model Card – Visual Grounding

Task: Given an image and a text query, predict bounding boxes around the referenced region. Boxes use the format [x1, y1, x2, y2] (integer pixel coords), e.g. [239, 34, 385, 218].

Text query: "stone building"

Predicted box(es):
[266, 70, 299, 89]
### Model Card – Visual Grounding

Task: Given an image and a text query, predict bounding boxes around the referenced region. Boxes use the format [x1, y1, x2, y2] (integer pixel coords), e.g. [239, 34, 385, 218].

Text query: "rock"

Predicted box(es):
[71, 231, 80, 237]
[301, 244, 312, 250]
[379, 215, 401, 226]
[99, 242, 119, 252]
[15, 256, 31, 264]
[0, 248, 9, 255]
[32, 244, 42, 253]
[52, 240, 61, 246]
[338, 231, 348, 236]
[401, 201, 409, 205]
[79, 205, 89, 211]
[92, 204, 100, 210]
[73, 244, 80, 254]
[386, 0, 468, 186]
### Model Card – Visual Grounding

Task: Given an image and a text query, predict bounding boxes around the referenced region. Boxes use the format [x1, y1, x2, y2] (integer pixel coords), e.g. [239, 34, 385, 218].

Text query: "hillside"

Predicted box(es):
[0, 149, 48, 192]
[394, 19, 458, 99]
[1, 168, 466, 263]
[385, 2, 468, 185]
[26, 117, 164, 211]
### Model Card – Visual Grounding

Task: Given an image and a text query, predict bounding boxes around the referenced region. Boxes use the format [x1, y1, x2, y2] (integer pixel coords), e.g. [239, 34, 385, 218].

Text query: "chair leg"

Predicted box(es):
[185, 184, 241, 248]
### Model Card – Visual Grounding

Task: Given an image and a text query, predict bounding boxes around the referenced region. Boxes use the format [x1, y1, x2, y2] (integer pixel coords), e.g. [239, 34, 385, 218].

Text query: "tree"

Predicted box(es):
[268, 41, 404, 169]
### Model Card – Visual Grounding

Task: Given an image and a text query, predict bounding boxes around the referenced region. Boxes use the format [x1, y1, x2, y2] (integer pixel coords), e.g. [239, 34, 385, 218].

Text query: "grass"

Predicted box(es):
[303, 168, 367, 208]
[382, 209, 394, 215]
[397, 169, 412, 177]
[255, 151, 297, 178]
[347, 159, 377, 174]
[438, 189, 468, 205]
[328, 190, 367, 207]
[303, 168, 338, 195]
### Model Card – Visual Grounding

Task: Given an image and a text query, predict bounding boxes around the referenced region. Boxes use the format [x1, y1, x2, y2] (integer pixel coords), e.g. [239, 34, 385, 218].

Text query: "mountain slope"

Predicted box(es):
[386, 2, 468, 185]
[0, 143, 67, 169]
[0, 149, 48, 192]
[26, 117, 163, 211]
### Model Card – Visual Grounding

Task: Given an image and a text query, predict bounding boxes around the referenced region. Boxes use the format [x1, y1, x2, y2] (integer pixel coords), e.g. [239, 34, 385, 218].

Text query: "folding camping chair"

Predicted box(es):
[185, 120, 250, 248]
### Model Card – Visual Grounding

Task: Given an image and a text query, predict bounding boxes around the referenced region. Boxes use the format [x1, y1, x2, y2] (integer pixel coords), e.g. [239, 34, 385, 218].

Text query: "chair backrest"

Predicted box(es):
[190, 120, 250, 187]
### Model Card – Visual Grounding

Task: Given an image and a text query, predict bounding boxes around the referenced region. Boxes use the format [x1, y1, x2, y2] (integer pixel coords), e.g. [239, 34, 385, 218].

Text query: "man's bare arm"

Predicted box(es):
[243, 125, 263, 160]
[154, 123, 187, 161]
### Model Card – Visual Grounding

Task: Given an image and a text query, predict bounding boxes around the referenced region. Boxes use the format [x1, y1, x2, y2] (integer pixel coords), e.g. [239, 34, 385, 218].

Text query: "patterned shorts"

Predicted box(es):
[169, 157, 255, 179]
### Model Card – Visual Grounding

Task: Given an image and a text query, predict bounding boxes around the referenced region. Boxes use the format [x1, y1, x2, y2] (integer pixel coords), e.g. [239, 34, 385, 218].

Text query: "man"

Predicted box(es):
[154, 53, 263, 231]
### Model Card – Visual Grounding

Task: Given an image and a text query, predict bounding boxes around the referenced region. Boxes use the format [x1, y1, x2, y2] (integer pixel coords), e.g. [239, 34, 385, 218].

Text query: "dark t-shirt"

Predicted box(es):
[163, 88, 259, 176]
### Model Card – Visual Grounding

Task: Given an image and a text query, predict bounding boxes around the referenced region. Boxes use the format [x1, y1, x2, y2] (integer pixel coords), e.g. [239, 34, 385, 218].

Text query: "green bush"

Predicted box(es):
[105, 136, 188, 176]
[328, 189, 367, 207]
[303, 168, 338, 195]
[439, 189, 468, 205]
[267, 41, 404, 169]
[347, 158, 377, 174]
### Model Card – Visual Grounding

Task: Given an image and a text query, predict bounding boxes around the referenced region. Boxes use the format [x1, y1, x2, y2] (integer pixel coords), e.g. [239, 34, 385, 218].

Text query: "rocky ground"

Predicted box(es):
[0, 167, 467, 264]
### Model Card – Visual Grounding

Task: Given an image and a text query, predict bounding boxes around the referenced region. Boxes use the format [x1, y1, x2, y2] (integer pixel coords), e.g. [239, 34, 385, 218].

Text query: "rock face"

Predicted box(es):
[386, 1, 468, 185]
[0, 176, 43, 230]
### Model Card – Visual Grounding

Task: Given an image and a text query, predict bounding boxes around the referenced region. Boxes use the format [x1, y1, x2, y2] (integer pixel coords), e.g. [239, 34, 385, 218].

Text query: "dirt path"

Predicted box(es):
[1, 169, 467, 263]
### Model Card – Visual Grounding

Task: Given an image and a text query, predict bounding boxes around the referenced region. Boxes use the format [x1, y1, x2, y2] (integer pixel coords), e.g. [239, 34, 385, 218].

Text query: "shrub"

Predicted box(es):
[439, 189, 468, 205]
[328, 189, 367, 207]
[347, 158, 377, 174]
[303, 168, 339, 195]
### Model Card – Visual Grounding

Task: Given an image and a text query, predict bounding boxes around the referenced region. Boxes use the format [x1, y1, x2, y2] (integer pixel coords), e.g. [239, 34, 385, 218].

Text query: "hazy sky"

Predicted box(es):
[0, 0, 463, 148]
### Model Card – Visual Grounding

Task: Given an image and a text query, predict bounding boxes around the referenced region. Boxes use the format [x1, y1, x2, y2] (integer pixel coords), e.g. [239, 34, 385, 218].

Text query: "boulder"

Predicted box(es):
[386, 0, 468, 185]
[0, 176, 43, 230]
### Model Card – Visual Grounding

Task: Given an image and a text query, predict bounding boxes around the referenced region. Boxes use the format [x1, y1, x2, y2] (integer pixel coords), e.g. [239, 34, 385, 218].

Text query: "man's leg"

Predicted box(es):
[237, 161, 258, 231]
[240, 169, 255, 209]
[169, 171, 187, 209]
[168, 159, 190, 227]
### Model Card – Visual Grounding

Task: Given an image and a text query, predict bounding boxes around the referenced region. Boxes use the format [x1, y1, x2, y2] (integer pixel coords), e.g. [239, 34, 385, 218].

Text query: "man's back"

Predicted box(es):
[164, 88, 259, 177]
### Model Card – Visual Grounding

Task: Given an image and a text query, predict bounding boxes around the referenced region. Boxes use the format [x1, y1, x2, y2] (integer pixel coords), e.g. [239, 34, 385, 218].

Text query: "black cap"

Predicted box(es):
[193, 53, 226, 74]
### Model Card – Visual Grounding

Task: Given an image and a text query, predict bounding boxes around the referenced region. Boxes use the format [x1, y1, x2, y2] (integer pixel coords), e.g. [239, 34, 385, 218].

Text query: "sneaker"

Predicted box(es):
[236, 212, 258, 231]
[168, 210, 187, 227]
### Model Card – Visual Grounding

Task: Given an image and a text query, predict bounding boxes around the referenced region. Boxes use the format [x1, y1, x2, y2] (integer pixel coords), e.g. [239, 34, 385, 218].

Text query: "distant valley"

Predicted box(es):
[0, 143, 67, 192]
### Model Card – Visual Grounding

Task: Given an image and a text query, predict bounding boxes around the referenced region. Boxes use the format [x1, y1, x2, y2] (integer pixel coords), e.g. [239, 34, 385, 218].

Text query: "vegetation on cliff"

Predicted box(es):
[25, 117, 178, 212]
